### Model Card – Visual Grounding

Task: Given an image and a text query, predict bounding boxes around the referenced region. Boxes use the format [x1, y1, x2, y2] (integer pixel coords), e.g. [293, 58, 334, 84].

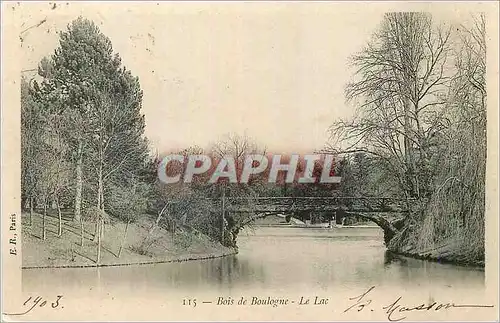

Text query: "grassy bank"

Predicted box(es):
[387, 225, 485, 268]
[22, 211, 236, 268]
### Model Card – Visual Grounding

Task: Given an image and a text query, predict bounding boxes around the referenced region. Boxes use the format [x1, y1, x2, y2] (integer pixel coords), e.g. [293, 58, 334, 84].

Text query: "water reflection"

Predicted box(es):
[23, 227, 484, 296]
[384, 250, 407, 266]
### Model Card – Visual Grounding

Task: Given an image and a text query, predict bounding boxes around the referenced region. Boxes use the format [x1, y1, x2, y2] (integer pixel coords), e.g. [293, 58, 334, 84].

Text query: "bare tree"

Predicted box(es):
[210, 133, 267, 245]
[330, 13, 487, 263]
[416, 14, 487, 262]
[329, 12, 453, 201]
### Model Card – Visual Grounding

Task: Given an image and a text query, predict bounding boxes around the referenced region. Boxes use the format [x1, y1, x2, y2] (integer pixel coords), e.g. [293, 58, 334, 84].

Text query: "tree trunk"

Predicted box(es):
[91, 220, 105, 241]
[118, 219, 131, 258]
[29, 195, 34, 226]
[170, 218, 175, 241]
[74, 139, 83, 222]
[91, 222, 105, 241]
[93, 164, 105, 241]
[97, 164, 103, 210]
[100, 182, 104, 211]
[92, 223, 97, 241]
[96, 218, 102, 264]
[403, 98, 413, 198]
[42, 197, 47, 240]
[100, 186, 105, 239]
[56, 195, 62, 237]
[221, 186, 226, 244]
[22, 194, 28, 211]
[80, 219, 84, 247]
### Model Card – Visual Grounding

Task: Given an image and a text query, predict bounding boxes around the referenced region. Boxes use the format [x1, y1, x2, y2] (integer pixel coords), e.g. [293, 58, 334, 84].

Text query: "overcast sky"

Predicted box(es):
[13, 2, 485, 154]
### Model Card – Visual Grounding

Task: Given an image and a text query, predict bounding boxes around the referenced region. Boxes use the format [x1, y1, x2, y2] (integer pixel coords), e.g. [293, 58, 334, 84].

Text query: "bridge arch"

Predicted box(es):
[217, 197, 409, 246]
[228, 210, 404, 245]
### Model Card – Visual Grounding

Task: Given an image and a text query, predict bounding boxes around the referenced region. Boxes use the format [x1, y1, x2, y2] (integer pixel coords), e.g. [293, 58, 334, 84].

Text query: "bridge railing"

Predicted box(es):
[198, 196, 413, 213]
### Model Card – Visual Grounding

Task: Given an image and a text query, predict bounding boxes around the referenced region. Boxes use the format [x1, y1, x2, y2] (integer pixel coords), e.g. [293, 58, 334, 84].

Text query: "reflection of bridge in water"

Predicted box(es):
[206, 196, 412, 244]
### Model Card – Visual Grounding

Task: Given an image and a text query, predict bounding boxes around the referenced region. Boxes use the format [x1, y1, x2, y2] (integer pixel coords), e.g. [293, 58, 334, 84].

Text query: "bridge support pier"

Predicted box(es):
[344, 211, 402, 245]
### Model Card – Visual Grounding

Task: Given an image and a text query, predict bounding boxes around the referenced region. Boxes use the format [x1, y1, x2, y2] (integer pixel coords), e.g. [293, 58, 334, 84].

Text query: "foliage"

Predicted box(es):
[107, 178, 150, 223]
[393, 15, 487, 263]
[82, 206, 110, 223]
[21, 17, 151, 261]
[330, 12, 486, 263]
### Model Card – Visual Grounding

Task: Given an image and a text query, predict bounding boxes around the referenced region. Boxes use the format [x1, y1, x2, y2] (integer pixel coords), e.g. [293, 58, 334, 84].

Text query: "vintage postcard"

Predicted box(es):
[1, 1, 499, 321]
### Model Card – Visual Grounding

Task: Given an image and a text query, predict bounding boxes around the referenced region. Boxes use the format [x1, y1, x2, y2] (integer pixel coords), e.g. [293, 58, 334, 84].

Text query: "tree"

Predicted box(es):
[21, 78, 44, 225]
[24, 17, 150, 260]
[416, 14, 486, 262]
[81, 206, 109, 263]
[209, 133, 267, 246]
[333, 152, 399, 198]
[22, 68, 73, 239]
[48, 17, 123, 222]
[86, 70, 148, 241]
[329, 12, 452, 201]
[38, 17, 149, 247]
[328, 12, 486, 263]
[148, 147, 215, 246]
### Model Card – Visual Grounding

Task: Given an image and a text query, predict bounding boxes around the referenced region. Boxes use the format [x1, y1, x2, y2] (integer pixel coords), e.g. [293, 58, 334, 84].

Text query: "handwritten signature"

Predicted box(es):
[3, 295, 63, 317]
[344, 286, 494, 321]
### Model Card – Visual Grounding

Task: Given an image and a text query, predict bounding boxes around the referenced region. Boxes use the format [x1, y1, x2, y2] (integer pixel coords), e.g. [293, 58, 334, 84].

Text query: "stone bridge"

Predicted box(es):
[205, 196, 411, 245]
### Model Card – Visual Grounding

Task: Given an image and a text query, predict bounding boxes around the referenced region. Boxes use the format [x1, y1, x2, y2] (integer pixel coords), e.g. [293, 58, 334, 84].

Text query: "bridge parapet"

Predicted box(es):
[205, 196, 410, 213]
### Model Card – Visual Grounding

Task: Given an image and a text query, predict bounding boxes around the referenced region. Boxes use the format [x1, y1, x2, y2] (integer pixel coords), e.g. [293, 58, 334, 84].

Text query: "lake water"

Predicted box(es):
[21, 226, 488, 321]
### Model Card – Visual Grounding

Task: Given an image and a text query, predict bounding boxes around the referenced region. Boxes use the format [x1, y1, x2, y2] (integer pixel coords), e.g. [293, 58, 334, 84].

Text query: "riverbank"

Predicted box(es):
[22, 212, 237, 269]
[388, 248, 485, 268]
[255, 224, 378, 229]
[387, 228, 485, 268]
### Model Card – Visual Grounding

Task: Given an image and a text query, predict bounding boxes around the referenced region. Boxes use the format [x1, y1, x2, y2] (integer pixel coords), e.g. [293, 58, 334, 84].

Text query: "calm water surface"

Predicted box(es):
[23, 226, 485, 295]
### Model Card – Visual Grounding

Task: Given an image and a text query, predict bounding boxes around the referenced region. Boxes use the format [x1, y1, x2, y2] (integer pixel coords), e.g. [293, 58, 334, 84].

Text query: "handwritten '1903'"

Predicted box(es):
[3, 295, 63, 316]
